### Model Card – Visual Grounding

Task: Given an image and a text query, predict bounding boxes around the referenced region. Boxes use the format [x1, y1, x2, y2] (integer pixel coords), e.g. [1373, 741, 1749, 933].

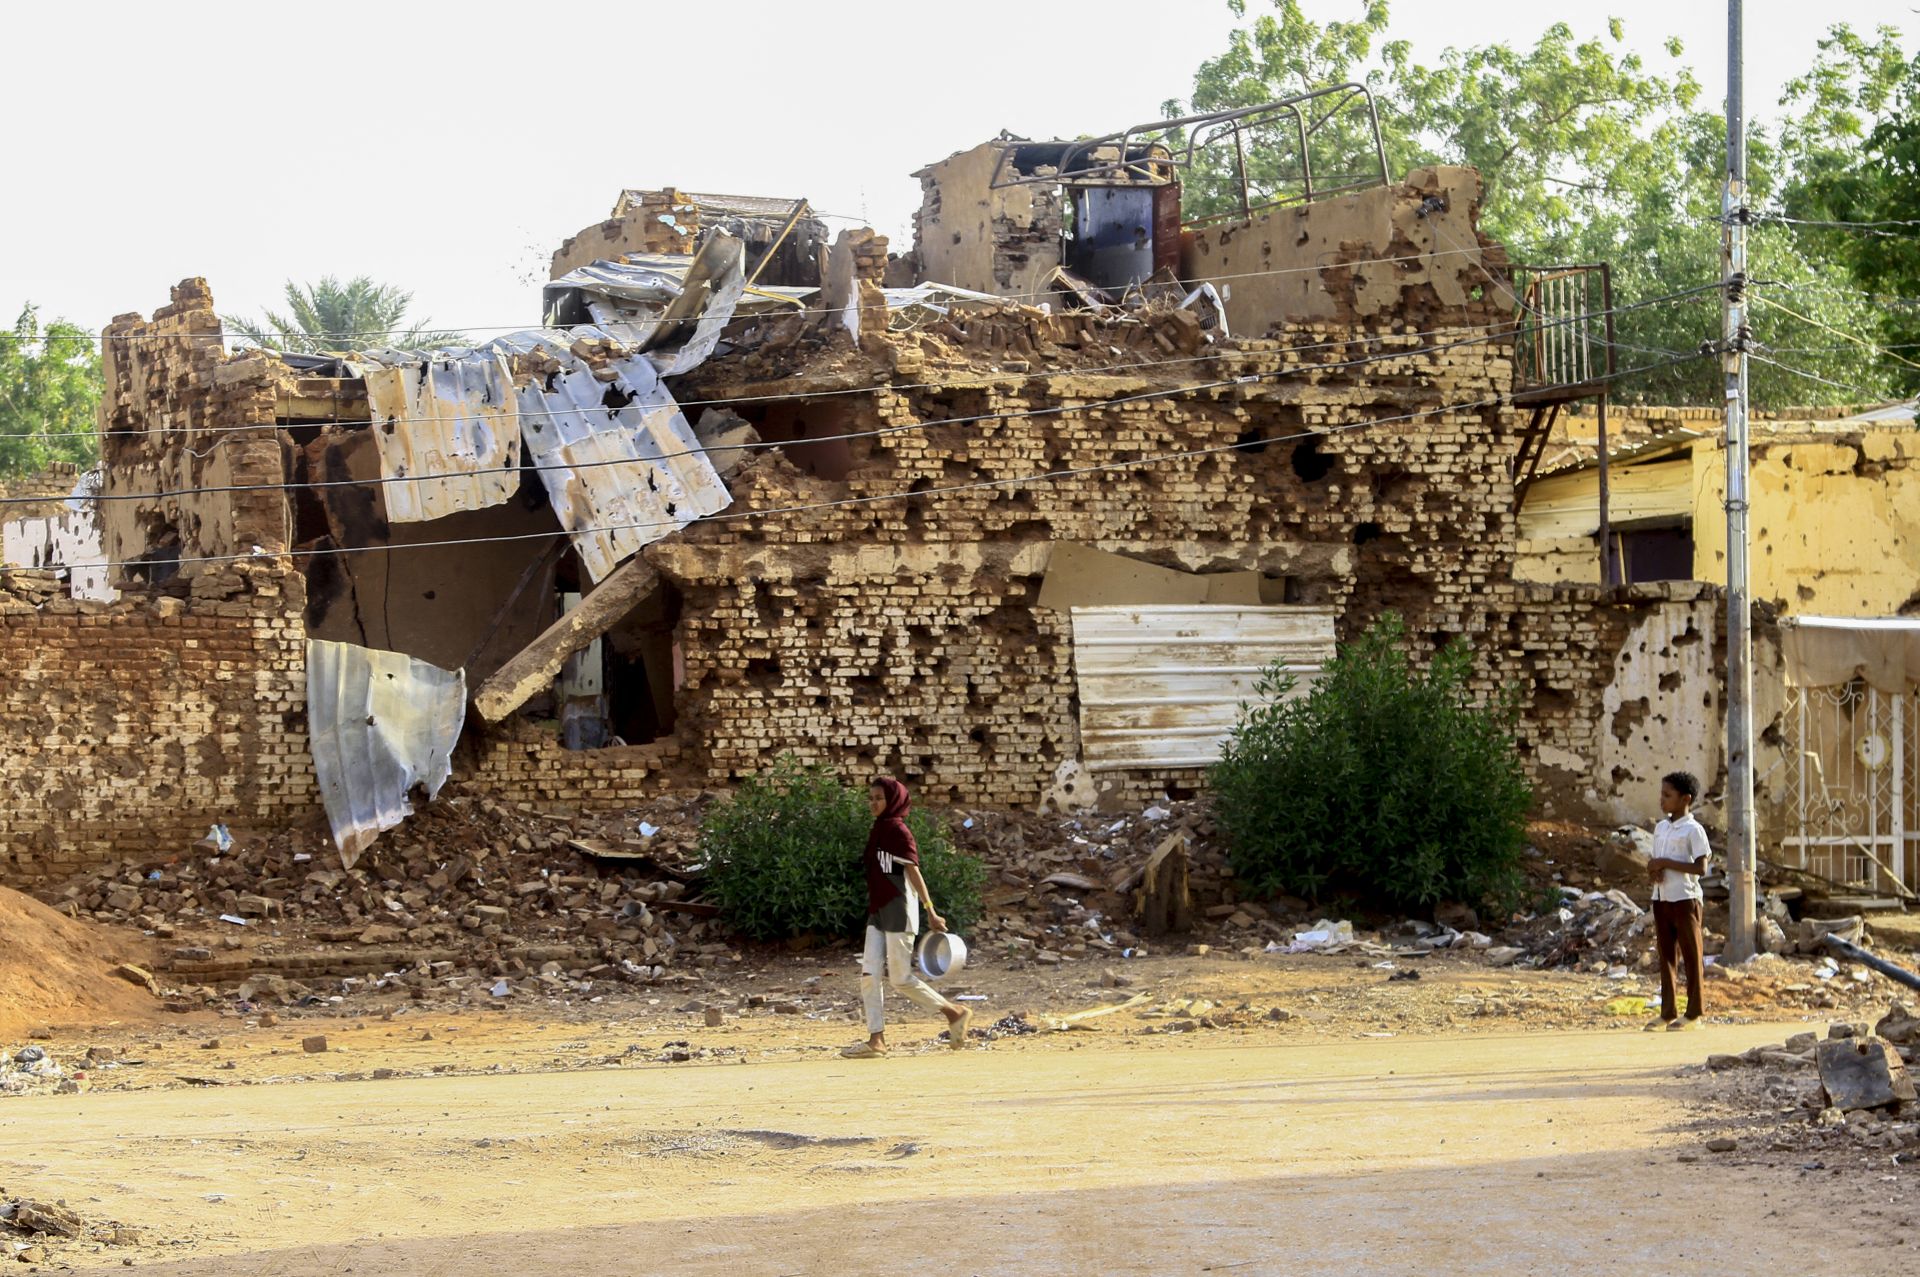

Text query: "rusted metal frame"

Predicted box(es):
[1514, 403, 1561, 494]
[1509, 262, 1615, 390]
[988, 84, 1387, 201]
[743, 198, 810, 290]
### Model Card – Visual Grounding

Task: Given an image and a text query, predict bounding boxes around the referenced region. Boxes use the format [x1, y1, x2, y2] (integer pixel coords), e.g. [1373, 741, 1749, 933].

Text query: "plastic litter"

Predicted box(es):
[490, 980, 510, 997]
[638, 821, 660, 838]
[1288, 919, 1356, 953]
[206, 824, 233, 852]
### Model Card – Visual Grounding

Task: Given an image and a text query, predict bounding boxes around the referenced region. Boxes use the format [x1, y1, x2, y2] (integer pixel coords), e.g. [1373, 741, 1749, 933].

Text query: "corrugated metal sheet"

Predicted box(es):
[358, 352, 520, 523]
[493, 328, 731, 583]
[542, 232, 747, 376]
[1070, 605, 1338, 772]
[306, 639, 466, 866]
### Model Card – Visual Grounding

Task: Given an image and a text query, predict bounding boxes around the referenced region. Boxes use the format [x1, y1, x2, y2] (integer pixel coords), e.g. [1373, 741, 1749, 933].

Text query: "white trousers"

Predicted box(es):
[861, 914, 951, 1035]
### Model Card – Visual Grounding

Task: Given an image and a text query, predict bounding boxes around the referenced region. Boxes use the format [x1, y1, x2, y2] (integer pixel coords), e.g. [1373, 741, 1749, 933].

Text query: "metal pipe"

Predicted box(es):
[1824, 934, 1920, 993]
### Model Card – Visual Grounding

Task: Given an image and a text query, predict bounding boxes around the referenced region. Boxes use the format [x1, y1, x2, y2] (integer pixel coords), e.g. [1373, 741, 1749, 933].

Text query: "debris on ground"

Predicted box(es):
[1, 1196, 149, 1262]
[1693, 1004, 1920, 1168]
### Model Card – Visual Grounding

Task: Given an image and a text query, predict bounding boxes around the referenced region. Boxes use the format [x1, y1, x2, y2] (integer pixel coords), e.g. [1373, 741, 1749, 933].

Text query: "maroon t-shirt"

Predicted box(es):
[864, 778, 919, 932]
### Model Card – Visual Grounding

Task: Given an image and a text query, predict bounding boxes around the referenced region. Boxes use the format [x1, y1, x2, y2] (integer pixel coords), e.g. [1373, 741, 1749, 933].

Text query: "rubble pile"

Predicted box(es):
[1699, 1005, 1920, 1162]
[951, 799, 1249, 963]
[42, 788, 731, 1002]
[0, 1045, 82, 1097]
[2, 1197, 146, 1264]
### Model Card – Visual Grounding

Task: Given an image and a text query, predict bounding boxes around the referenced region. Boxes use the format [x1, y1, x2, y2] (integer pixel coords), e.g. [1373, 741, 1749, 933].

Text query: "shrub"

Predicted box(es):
[701, 755, 986, 942]
[1209, 613, 1531, 913]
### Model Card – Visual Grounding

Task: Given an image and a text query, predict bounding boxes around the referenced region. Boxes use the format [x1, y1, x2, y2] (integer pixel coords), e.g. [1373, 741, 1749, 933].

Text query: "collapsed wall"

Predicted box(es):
[0, 283, 314, 882]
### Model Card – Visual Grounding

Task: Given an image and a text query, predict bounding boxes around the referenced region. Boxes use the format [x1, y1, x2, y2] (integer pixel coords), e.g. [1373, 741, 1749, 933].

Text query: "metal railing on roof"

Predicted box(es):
[986, 85, 1391, 225]
[1512, 263, 1615, 397]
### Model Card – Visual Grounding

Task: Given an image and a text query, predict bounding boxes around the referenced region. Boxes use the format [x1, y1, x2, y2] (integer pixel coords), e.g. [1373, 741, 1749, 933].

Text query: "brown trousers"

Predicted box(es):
[1653, 897, 1705, 1021]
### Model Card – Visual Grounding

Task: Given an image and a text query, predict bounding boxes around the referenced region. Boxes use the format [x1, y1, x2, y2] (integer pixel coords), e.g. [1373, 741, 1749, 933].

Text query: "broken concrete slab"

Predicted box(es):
[1817, 1037, 1918, 1111]
[472, 556, 662, 724]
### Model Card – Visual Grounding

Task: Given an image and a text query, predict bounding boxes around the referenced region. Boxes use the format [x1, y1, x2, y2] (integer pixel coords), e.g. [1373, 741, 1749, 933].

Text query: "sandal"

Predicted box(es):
[841, 1041, 887, 1059]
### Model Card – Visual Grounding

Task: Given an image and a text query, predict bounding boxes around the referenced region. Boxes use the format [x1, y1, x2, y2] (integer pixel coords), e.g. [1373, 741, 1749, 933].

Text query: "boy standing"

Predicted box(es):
[1646, 770, 1712, 1031]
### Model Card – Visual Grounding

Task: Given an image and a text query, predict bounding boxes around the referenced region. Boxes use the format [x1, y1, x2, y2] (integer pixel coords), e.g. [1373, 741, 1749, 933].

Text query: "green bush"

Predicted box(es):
[1209, 613, 1531, 913]
[701, 755, 986, 942]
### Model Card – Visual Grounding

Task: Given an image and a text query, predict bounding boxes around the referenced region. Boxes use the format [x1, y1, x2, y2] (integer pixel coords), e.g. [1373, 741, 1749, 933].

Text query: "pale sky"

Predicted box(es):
[2, 0, 1911, 341]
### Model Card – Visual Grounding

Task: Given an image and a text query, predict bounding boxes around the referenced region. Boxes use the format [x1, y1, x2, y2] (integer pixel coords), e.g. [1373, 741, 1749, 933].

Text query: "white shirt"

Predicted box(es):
[1651, 813, 1711, 903]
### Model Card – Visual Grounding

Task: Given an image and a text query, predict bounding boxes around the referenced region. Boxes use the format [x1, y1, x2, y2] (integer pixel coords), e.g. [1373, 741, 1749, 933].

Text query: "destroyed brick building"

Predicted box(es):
[0, 90, 1771, 882]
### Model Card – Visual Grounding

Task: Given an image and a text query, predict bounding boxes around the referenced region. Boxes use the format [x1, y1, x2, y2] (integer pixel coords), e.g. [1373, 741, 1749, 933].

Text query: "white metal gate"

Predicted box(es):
[1780, 679, 1920, 895]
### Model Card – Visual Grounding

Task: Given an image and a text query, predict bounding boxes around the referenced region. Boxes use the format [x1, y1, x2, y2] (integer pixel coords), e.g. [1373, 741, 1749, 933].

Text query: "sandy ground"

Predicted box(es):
[6, 971, 1917, 1275]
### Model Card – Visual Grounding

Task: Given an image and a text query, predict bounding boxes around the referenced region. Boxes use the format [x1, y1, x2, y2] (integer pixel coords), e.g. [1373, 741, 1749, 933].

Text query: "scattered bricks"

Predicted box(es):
[1705, 1137, 1738, 1154]
[302, 1035, 329, 1054]
[704, 1007, 725, 1028]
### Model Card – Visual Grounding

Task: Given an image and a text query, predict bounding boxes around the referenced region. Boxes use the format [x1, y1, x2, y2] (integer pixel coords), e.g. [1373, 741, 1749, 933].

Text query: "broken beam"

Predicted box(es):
[471, 555, 661, 724]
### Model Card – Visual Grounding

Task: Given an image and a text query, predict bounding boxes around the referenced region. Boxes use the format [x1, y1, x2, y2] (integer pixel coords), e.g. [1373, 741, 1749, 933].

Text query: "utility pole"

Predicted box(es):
[1722, 0, 1758, 963]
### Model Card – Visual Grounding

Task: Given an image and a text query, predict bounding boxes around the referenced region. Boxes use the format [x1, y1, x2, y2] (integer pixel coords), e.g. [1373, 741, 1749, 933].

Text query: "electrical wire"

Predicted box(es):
[1750, 295, 1920, 373]
[1750, 281, 1920, 310]
[15, 349, 1709, 578]
[0, 291, 1726, 510]
[1749, 355, 1908, 400]
[1750, 213, 1920, 238]
[2, 282, 1726, 448]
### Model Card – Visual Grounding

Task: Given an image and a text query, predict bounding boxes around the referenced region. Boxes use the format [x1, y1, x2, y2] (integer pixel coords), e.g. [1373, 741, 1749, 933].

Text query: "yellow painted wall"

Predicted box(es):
[1693, 429, 1920, 616]
[1515, 424, 1920, 616]
[1514, 456, 1692, 586]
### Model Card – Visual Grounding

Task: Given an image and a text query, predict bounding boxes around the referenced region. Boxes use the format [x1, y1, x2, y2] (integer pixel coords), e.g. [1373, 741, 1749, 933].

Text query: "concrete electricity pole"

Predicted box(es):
[1722, 0, 1758, 962]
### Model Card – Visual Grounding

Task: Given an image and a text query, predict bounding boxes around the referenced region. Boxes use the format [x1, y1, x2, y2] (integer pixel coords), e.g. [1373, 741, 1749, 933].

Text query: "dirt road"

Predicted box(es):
[6, 1021, 1910, 1275]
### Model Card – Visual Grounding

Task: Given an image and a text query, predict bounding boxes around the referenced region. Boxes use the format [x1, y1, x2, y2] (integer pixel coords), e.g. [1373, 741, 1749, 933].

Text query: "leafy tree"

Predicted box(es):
[1166, 2, 1904, 406]
[223, 276, 465, 355]
[1210, 613, 1531, 913]
[1779, 31, 1920, 395]
[0, 306, 101, 477]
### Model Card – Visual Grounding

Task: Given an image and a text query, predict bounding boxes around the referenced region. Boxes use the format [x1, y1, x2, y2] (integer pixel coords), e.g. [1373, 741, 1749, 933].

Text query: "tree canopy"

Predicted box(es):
[0, 306, 101, 478]
[223, 276, 466, 355]
[1168, 1, 1916, 405]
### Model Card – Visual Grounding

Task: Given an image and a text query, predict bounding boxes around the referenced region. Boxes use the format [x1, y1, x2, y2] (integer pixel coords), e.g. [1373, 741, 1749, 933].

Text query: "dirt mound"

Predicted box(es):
[0, 886, 157, 1036]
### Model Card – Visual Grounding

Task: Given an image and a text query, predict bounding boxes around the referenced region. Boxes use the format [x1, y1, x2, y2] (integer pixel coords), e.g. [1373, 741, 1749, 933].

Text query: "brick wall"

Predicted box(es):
[651, 319, 1537, 806]
[0, 565, 313, 881]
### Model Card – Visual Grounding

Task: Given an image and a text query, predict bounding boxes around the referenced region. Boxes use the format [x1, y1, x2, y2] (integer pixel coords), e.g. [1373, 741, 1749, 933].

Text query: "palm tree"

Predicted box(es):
[223, 276, 467, 354]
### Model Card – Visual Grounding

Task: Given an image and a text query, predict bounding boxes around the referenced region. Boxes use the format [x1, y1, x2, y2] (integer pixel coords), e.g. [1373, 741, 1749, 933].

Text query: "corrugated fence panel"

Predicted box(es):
[1070, 605, 1338, 772]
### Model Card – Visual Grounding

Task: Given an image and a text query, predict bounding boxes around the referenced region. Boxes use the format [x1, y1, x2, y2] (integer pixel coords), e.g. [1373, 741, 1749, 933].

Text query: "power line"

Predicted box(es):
[1749, 355, 1906, 400]
[2, 284, 1724, 448]
[1751, 294, 1920, 372]
[9, 349, 1707, 578]
[1751, 281, 1920, 310]
[0, 291, 1723, 510]
[1751, 213, 1920, 237]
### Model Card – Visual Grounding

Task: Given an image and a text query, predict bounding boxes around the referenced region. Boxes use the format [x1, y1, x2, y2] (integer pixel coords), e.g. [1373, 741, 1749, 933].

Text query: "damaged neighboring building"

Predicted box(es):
[0, 88, 1772, 881]
[1517, 401, 1920, 614]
